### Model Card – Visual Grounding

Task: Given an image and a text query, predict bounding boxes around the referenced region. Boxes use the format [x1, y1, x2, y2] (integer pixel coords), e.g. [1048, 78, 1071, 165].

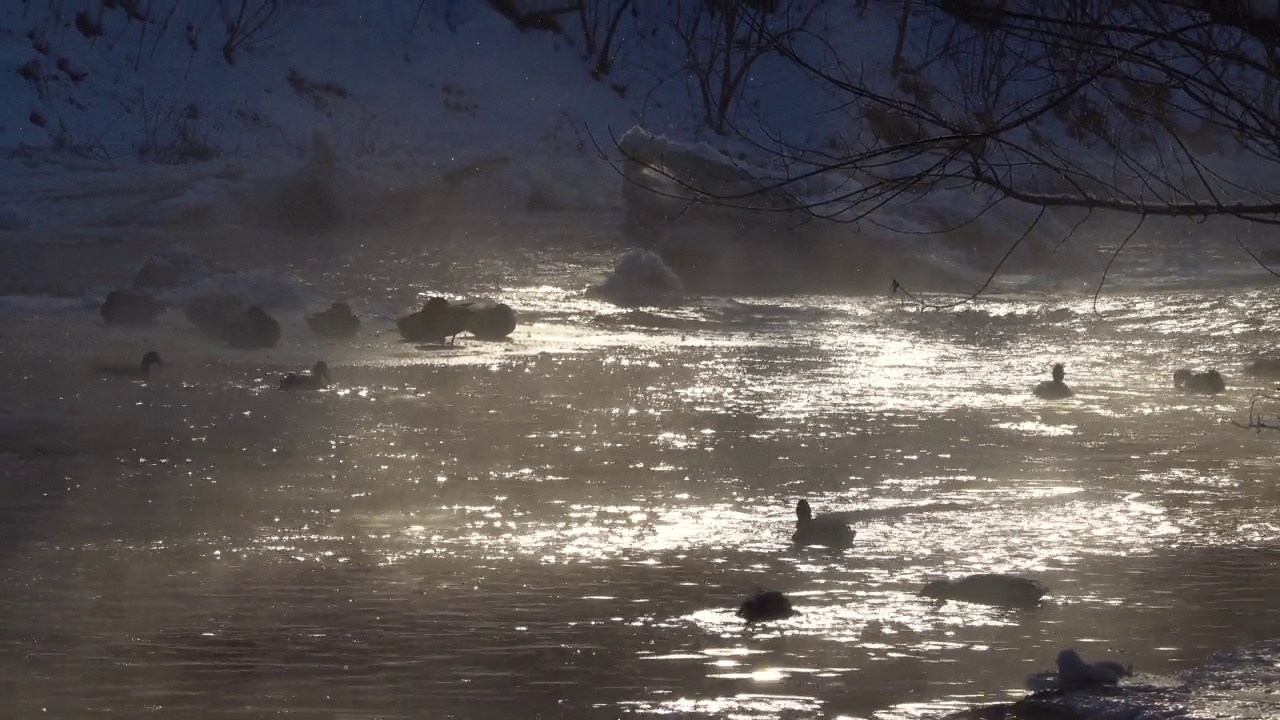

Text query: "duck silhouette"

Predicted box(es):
[1033, 363, 1073, 399]
[279, 360, 330, 391]
[1173, 368, 1226, 394]
[184, 293, 244, 332]
[185, 296, 281, 349]
[792, 499, 855, 548]
[737, 590, 793, 623]
[306, 302, 360, 338]
[464, 302, 517, 340]
[1026, 649, 1132, 692]
[226, 306, 281, 349]
[101, 290, 165, 325]
[921, 574, 1047, 608]
[92, 350, 163, 378]
[398, 297, 471, 344]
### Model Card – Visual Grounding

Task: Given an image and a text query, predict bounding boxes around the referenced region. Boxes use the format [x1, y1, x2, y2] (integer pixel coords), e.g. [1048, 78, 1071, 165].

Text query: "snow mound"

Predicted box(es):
[132, 246, 229, 289]
[162, 270, 305, 311]
[129, 245, 302, 310]
[618, 125, 809, 227]
[591, 248, 685, 306]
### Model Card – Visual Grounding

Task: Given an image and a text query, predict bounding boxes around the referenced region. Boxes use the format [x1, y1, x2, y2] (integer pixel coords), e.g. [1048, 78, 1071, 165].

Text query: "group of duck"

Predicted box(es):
[96, 289, 518, 389]
[1032, 360, 1252, 400]
[741, 359, 1267, 622]
[736, 499, 1047, 623]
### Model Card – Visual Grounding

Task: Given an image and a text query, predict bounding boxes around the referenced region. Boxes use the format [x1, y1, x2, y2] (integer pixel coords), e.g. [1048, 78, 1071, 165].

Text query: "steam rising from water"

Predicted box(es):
[3, 241, 1280, 718]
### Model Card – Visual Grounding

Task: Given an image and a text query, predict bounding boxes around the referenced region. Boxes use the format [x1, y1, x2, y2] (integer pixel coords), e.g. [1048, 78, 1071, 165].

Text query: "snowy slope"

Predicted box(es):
[0, 0, 1272, 284]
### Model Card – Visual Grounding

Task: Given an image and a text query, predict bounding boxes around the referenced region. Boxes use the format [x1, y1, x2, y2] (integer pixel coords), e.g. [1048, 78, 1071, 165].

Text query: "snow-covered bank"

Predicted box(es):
[1, 3, 639, 162]
[1, 1, 1274, 296]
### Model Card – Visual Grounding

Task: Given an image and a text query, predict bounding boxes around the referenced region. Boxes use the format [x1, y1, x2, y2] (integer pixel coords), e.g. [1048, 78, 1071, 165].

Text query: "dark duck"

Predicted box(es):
[398, 297, 471, 344]
[185, 296, 281, 349]
[101, 290, 165, 325]
[1033, 363, 1073, 399]
[736, 590, 794, 623]
[92, 350, 164, 378]
[1173, 368, 1226, 394]
[921, 574, 1047, 608]
[279, 361, 330, 391]
[792, 499, 855, 549]
[463, 302, 517, 340]
[226, 305, 282, 349]
[1027, 649, 1132, 692]
[306, 302, 360, 338]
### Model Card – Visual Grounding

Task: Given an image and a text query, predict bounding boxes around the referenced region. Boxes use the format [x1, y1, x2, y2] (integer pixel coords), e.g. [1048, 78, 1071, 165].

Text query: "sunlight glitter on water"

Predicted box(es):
[7, 258, 1280, 718]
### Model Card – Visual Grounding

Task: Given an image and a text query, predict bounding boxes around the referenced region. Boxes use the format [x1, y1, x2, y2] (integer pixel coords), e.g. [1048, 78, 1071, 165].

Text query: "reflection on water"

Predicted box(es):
[3, 244, 1280, 718]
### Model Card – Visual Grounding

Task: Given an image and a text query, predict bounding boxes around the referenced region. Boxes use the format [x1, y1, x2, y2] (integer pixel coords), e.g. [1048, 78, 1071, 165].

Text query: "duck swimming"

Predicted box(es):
[1026, 649, 1132, 692]
[101, 290, 165, 325]
[398, 297, 471, 344]
[1033, 363, 1074, 399]
[736, 590, 793, 623]
[279, 361, 330, 391]
[792, 499, 856, 548]
[93, 350, 163, 377]
[1173, 368, 1226, 394]
[920, 574, 1047, 608]
[306, 302, 360, 338]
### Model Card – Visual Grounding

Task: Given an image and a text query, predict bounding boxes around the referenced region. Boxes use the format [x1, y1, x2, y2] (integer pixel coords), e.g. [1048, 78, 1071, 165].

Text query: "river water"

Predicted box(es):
[2, 213, 1279, 719]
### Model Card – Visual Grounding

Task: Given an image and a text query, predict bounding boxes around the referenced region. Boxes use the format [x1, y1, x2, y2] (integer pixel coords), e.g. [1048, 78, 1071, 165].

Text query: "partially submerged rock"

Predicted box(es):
[737, 590, 793, 623]
[921, 574, 1047, 608]
[1173, 368, 1226, 394]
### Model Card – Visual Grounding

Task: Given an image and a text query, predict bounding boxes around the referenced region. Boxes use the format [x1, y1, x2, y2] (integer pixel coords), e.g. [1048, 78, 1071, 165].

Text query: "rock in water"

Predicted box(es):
[921, 574, 1046, 608]
[737, 591, 793, 623]
[1173, 368, 1226, 394]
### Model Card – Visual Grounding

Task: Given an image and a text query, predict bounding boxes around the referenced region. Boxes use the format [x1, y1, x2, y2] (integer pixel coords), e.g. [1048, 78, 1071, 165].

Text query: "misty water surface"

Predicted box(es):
[2, 218, 1279, 719]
